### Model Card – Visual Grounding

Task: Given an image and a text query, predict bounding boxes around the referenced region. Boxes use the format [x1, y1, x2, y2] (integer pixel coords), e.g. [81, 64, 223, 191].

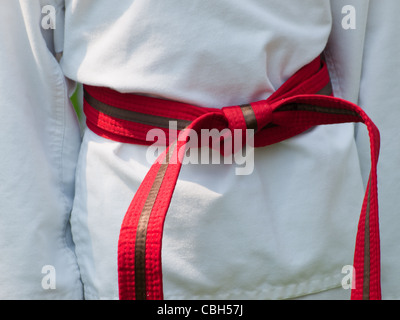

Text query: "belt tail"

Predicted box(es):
[351, 120, 381, 300]
[118, 137, 188, 300]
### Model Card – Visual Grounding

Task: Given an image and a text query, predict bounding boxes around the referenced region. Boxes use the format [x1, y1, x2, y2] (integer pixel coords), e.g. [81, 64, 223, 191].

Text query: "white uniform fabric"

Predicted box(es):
[354, 0, 400, 300]
[0, 0, 82, 299]
[60, 0, 395, 299]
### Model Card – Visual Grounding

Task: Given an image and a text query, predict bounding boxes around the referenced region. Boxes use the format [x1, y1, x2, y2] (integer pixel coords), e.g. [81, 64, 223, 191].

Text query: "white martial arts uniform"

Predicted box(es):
[60, 0, 399, 299]
[0, 0, 82, 299]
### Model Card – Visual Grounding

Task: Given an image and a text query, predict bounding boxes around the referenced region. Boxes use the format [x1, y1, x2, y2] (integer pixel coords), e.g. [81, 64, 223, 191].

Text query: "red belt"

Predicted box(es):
[83, 57, 381, 300]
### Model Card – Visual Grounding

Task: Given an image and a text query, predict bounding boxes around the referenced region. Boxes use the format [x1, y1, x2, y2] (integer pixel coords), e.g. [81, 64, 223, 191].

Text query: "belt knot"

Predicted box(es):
[221, 100, 273, 134]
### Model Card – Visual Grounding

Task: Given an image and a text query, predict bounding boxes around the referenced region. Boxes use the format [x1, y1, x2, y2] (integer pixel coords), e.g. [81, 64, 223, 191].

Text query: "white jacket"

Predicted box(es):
[0, 0, 82, 299]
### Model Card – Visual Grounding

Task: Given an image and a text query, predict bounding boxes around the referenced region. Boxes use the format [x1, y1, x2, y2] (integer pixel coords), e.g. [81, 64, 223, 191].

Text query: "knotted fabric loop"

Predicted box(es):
[82, 57, 381, 300]
[222, 104, 260, 132]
